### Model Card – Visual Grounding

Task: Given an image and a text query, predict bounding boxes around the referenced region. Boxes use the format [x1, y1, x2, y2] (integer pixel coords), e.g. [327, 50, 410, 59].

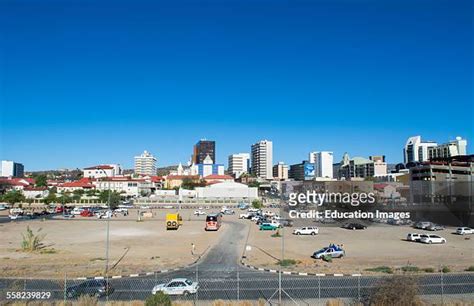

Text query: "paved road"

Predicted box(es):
[1, 220, 473, 304]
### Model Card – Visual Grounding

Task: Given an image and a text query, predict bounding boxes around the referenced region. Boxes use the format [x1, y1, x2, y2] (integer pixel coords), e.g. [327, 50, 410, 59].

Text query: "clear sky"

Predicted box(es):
[0, 0, 472, 171]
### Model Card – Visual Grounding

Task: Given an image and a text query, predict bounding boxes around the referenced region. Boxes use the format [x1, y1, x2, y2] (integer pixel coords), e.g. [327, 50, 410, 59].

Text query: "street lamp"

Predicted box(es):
[96, 168, 112, 281]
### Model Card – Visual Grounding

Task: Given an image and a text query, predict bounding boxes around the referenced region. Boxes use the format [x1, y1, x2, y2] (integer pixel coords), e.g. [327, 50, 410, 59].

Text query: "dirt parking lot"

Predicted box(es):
[0, 208, 226, 278]
[245, 220, 474, 274]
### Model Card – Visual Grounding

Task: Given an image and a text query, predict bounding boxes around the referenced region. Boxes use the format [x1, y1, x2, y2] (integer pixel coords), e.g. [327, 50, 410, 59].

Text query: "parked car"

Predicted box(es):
[71, 207, 84, 215]
[248, 208, 261, 213]
[239, 213, 253, 219]
[194, 210, 206, 216]
[238, 203, 249, 210]
[0, 204, 8, 211]
[9, 214, 23, 220]
[152, 278, 198, 296]
[312, 244, 345, 259]
[456, 227, 474, 235]
[279, 219, 294, 227]
[259, 223, 278, 231]
[63, 213, 75, 219]
[80, 210, 93, 217]
[406, 233, 422, 242]
[66, 280, 114, 298]
[293, 227, 319, 235]
[426, 224, 445, 231]
[342, 223, 367, 230]
[414, 221, 433, 230]
[222, 209, 235, 215]
[419, 234, 446, 244]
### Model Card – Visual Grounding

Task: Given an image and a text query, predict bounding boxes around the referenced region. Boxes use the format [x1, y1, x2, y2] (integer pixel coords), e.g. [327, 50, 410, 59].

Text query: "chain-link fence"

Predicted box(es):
[1, 269, 473, 305]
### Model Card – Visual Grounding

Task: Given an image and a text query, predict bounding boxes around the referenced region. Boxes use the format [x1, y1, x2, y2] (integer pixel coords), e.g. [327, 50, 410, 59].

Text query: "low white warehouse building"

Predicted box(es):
[195, 181, 258, 199]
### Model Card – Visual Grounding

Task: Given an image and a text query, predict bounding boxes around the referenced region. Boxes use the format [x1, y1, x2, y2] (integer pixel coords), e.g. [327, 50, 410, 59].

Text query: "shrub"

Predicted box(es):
[440, 266, 451, 273]
[278, 259, 297, 266]
[20, 226, 46, 252]
[423, 267, 435, 273]
[365, 266, 393, 274]
[367, 275, 421, 306]
[76, 294, 98, 306]
[145, 292, 171, 306]
[402, 266, 420, 273]
[465, 266, 474, 272]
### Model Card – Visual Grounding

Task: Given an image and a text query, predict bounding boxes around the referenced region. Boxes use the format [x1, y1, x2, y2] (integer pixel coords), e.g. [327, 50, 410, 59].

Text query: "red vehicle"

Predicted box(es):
[80, 210, 93, 217]
[205, 214, 222, 231]
[55, 206, 64, 214]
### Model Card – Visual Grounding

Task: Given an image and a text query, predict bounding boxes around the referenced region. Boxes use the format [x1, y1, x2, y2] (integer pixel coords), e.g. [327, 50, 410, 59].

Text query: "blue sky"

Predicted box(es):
[0, 0, 472, 171]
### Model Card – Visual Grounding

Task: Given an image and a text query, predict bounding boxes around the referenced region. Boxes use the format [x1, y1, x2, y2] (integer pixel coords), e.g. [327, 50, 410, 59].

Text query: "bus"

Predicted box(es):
[205, 213, 222, 231]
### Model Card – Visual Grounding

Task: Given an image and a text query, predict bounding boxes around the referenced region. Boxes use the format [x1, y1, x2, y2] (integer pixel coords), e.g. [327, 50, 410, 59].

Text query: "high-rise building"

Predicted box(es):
[310, 151, 334, 178]
[192, 140, 216, 165]
[428, 137, 467, 160]
[404, 136, 438, 164]
[228, 153, 250, 178]
[134, 150, 157, 176]
[251, 140, 273, 180]
[1, 160, 24, 177]
[273, 162, 289, 180]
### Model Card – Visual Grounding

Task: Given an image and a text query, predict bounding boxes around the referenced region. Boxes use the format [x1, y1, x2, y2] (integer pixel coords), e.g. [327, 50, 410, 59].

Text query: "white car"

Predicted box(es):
[71, 208, 84, 215]
[194, 210, 206, 216]
[9, 214, 23, 220]
[248, 208, 261, 213]
[293, 227, 319, 235]
[263, 211, 275, 217]
[0, 204, 8, 211]
[239, 213, 252, 219]
[114, 208, 128, 213]
[419, 234, 446, 244]
[152, 278, 198, 296]
[456, 227, 474, 235]
[406, 233, 421, 242]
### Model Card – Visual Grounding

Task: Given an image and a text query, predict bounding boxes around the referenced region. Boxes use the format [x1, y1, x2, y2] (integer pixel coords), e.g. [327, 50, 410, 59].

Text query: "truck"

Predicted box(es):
[166, 213, 183, 230]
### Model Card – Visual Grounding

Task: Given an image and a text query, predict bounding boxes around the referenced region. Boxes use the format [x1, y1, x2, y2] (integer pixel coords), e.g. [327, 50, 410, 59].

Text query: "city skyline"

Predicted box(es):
[0, 134, 470, 172]
[1, 0, 472, 170]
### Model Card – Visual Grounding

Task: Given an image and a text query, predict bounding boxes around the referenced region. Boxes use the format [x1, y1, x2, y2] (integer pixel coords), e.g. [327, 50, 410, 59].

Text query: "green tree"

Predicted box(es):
[43, 192, 57, 205]
[145, 292, 171, 306]
[252, 199, 263, 209]
[3, 190, 25, 205]
[33, 174, 48, 187]
[72, 189, 84, 201]
[99, 190, 121, 209]
[248, 181, 261, 188]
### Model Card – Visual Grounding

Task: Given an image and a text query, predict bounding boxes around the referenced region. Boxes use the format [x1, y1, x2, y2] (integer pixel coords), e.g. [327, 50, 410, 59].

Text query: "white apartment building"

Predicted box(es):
[309, 151, 334, 179]
[273, 162, 289, 180]
[134, 150, 157, 176]
[228, 153, 250, 178]
[94, 177, 153, 196]
[83, 164, 122, 179]
[404, 136, 438, 164]
[370, 156, 388, 177]
[251, 140, 273, 180]
[428, 136, 467, 159]
[1, 160, 24, 177]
